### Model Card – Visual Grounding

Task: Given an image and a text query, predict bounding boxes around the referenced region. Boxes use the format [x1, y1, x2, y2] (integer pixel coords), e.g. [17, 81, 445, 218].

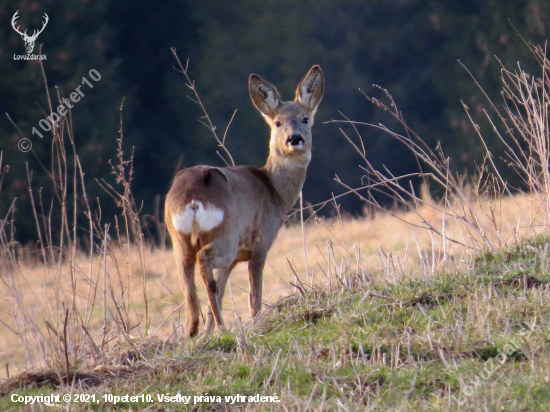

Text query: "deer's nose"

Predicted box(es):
[286, 134, 305, 147]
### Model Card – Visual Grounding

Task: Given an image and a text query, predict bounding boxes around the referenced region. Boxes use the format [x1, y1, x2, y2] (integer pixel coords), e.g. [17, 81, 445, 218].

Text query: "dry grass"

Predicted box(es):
[0, 191, 545, 380]
[2, 227, 550, 410]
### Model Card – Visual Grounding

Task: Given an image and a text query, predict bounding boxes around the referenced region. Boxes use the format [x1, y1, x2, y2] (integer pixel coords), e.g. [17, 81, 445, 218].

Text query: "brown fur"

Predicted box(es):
[165, 66, 324, 337]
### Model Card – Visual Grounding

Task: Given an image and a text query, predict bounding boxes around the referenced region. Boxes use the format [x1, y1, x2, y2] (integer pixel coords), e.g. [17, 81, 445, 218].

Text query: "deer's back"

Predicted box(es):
[167, 165, 285, 246]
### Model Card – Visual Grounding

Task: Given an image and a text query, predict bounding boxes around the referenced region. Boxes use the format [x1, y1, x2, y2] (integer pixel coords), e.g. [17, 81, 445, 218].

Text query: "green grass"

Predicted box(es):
[3, 237, 550, 411]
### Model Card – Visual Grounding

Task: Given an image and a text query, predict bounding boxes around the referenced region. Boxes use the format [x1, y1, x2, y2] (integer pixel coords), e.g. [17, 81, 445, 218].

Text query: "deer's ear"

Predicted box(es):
[295, 65, 324, 116]
[249, 74, 281, 120]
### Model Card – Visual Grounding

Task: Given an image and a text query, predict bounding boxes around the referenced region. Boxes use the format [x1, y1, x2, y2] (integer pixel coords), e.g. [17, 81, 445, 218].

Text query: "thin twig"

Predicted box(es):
[171, 48, 235, 167]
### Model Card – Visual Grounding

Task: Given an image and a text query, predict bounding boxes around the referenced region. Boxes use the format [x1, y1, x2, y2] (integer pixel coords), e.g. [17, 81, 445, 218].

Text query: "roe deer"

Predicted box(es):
[165, 65, 324, 336]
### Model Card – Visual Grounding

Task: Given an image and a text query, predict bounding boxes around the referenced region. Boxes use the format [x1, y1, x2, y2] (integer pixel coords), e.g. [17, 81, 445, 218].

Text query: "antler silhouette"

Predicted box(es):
[11, 11, 26, 37]
[30, 13, 49, 40]
[11, 11, 49, 53]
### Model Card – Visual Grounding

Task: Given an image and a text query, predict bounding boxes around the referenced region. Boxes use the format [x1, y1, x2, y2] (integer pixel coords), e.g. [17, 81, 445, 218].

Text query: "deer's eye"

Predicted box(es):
[302, 117, 309, 124]
[274, 121, 282, 127]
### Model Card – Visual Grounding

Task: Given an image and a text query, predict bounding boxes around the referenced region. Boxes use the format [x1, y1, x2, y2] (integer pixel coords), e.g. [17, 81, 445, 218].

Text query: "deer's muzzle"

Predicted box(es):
[286, 134, 305, 148]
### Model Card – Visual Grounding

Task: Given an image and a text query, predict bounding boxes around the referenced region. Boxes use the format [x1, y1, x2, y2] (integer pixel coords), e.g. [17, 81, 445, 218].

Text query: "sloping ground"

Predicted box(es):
[2, 236, 550, 411]
[0, 193, 541, 380]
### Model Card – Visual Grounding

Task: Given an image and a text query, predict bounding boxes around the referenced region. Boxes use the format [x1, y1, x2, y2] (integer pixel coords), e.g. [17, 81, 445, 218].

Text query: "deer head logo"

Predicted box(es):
[11, 11, 49, 54]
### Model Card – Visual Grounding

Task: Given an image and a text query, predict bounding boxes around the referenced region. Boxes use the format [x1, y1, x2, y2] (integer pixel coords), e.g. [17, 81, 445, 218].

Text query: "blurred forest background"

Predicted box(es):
[0, 0, 549, 243]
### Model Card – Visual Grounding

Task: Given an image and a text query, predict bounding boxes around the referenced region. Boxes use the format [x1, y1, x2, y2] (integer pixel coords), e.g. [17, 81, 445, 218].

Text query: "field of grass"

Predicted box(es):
[0, 191, 540, 374]
[1, 42, 549, 411]
[2, 193, 550, 411]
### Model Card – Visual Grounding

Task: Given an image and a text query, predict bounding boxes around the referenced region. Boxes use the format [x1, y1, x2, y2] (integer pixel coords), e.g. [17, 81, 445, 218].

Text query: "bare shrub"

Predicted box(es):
[330, 42, 550, 272]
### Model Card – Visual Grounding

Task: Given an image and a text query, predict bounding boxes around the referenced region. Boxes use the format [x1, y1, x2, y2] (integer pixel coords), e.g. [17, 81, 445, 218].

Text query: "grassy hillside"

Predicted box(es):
[0, 191, 539, 381]
[1, 232, 550, 411]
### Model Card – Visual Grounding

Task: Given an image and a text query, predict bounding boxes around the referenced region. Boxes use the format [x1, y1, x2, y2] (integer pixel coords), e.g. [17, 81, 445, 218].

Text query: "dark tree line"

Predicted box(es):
[1, 0, 549, 243]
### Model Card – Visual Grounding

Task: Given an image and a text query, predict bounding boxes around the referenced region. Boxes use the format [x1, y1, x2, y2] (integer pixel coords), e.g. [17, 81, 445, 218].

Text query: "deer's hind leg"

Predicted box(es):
[204, 260, 239, 332]
[197, 241, 237, 333]
[172, 236, 200, 337]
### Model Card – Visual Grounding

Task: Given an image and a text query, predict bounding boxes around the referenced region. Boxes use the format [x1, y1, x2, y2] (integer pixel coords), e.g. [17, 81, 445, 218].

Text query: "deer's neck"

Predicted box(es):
[263, 153, 310, 213]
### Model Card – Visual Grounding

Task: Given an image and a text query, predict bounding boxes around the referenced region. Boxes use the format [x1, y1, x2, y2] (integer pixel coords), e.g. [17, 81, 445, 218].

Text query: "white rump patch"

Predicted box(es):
[172, 205, 195, 234]
[194, 201, 225, 231]
[172, 200, 224, 234]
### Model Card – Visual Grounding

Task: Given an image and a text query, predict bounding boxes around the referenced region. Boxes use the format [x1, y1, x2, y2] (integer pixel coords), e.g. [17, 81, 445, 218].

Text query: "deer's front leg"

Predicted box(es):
[248, 254, 267, 318]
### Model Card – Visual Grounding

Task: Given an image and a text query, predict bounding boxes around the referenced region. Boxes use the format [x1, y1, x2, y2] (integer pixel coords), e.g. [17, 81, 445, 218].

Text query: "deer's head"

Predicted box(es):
[12, 11, 49, 54]
[249, 66, 324, 164]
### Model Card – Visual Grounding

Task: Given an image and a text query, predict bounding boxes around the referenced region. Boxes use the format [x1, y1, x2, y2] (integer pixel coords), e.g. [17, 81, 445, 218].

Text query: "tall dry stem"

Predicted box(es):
[330, 42, 550, 265]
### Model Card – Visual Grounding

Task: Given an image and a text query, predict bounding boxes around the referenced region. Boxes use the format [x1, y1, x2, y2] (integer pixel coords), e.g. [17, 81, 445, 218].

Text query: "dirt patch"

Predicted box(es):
[0, 371, 100, 396]
[499, 274, 547, 289]
[0, 358, 201, 397]
[408, 293, 453, 308]
[301, 309, 330, 324]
